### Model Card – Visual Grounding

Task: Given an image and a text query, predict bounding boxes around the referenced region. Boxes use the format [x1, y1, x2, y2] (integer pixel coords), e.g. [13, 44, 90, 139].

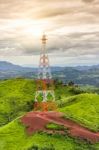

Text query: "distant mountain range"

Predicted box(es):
[0, 61, 99, 86]
[0, 61, 37, 71]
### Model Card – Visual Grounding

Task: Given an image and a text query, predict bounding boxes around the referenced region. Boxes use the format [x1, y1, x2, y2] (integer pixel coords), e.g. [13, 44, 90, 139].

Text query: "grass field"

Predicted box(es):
[46, 122, 65, 131]
[0, 118, 96, 150]
[59, 93, 99, 131]
[0, 78, 35, 126]
[0, 78, 99, 149]
[0, 78, 78, 126]
[0, 78, 99, 131]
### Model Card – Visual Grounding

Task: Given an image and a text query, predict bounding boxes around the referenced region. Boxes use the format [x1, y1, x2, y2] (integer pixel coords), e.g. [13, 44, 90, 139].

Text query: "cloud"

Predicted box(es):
[0, 0, 99, 65]
[82, 0, 95, 3]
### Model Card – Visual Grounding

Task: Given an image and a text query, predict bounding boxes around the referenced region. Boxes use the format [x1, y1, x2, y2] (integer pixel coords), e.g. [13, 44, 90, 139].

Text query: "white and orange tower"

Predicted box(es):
[34, 34, 56, 111]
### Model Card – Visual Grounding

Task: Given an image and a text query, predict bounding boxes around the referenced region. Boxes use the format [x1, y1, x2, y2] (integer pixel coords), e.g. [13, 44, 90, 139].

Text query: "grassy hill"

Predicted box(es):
[0, 78, 99, 130]
[0, 118, 96, 150]
[59, 93, 99, 132]
[0, 78, 99, 149]
[0, 78, 80, 126]
[0, 78, 36, 126]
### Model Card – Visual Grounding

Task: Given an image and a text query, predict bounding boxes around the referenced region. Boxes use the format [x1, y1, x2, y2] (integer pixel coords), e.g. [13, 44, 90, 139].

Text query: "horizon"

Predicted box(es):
[1, 60, 99, 68]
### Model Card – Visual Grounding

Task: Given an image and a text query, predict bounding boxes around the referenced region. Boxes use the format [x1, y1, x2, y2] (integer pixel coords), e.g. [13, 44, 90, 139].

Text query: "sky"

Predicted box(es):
[0, 0, 99, 67]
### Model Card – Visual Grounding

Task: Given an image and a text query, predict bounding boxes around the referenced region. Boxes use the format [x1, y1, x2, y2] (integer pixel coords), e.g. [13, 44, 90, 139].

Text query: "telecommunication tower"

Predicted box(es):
[34, 34, 56, 111]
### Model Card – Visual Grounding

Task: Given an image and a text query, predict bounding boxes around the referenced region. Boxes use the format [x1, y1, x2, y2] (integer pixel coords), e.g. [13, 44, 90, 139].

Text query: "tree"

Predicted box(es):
[68, 81, 75, 86]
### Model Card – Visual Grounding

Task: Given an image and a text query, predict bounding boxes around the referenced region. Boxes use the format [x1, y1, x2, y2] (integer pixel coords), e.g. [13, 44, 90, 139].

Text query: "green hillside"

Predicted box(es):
[0, 78, 99, 149]
[0, 78, 78, 126]
[0, 78, 99, 131]
[0, 118, 96, 150]
[0, 78, 36, 126]
[59, 93, 99, 131]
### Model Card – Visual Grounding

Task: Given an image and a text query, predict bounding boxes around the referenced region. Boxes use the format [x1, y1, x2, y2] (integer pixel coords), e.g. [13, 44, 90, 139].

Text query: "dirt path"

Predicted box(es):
[21, 111, 99, 143]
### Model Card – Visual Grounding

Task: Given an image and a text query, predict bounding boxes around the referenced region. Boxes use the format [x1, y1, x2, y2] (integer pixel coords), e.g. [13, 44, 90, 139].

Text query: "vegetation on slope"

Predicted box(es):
[0, 78, 35, 126]
[46, 122, 66, 131]
[0, 78, 81, 126]
[0, 78, 99, 149]
[59, 93, 99, 131]
[0, 118, 95, 150]
[0, 78, 99, 130]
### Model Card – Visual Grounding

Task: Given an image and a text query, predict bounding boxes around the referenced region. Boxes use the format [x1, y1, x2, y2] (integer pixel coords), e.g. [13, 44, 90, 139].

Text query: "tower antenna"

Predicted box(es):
[34, 34, 56, 111]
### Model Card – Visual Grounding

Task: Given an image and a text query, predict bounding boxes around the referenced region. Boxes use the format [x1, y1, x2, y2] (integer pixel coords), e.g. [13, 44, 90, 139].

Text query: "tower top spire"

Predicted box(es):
[41, 34, 47, 44]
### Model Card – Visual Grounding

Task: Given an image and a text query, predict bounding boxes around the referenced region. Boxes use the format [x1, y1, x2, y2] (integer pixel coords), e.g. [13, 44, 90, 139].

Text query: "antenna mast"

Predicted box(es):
[34, 34, 56, 111]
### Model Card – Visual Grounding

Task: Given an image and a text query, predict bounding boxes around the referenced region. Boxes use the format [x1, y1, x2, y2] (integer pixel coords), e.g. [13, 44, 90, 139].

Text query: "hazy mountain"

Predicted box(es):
[0, 61, 37, 71]
[0, 61, 21, 71]
[0, 61, 99, 86]
[75, 65, 99, 71]
[0, 61, 37, 79]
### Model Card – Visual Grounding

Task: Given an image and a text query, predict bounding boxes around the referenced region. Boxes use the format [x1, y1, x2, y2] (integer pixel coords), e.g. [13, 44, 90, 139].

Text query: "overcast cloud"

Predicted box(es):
[0, 0, 99, 66]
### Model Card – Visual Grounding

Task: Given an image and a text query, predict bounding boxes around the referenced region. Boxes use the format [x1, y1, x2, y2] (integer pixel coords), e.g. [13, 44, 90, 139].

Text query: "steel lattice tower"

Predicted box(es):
[35, 34, 55, 103]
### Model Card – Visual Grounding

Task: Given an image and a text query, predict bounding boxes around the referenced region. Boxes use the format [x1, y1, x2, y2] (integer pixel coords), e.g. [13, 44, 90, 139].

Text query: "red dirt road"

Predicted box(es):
[21, 111, 99, 143]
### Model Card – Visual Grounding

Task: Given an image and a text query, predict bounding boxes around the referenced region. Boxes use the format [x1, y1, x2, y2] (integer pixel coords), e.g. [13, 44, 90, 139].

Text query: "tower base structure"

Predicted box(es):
[34, 101, 57, 111]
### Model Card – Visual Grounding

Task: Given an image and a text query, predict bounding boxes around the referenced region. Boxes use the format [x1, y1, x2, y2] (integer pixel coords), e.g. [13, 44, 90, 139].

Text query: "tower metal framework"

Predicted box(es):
[35, 34, 55, 103]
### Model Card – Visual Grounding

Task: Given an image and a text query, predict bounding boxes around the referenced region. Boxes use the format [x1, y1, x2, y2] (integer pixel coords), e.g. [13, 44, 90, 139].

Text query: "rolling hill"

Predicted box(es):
[0, 61, 37, 80]
[0, 78, 99, 128]
[0, 78, 99, 149]
[0, 78, 36, 126]
[1, 61, 99, 86]
[0, 118, 97, 150]
[59, 93, 99, 132]
[0, 78, 79, 126]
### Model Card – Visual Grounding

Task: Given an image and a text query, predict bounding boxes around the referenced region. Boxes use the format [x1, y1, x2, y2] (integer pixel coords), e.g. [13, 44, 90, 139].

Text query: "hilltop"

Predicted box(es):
[0, 78, 99, 149]
[0, 118, 98, 150]
[0, 78, 78, 126]
[0, 78, 99, 127]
